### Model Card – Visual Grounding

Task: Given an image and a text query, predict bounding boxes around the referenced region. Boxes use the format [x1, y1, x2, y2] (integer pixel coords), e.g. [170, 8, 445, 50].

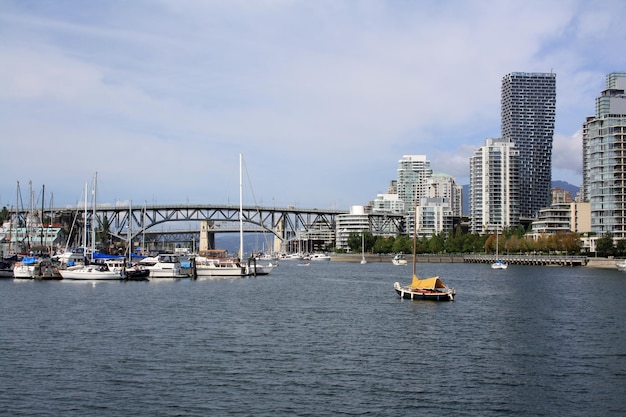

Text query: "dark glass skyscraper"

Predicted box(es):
[501, 72, 556, 219]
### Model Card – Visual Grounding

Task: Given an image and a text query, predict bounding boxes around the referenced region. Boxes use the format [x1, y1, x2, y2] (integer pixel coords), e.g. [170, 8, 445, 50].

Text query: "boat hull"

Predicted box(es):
[393, 282, 455, 301]
[59, 269, 122, 280]
[195, 266, 248, 277]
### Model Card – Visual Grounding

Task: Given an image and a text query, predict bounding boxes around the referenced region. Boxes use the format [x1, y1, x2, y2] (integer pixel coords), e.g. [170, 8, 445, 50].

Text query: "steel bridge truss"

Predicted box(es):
[87, 204, 345, 242]
[17, 204, 407, 245]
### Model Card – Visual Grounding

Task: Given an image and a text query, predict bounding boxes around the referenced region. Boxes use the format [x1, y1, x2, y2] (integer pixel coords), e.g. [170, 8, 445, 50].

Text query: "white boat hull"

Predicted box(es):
[195, 265, 248, 277]
[59, 267, 122, 280]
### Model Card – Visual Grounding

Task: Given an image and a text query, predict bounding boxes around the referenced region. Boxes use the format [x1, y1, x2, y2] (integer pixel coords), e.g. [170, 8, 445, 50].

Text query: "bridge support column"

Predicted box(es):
[273, 220, 284, 255]
[200, 221, 216, 251]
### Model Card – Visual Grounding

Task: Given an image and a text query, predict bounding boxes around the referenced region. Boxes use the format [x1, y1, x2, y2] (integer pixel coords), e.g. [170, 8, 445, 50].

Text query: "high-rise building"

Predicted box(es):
[396, 155, 432, 209]
[501, 72, 556, 219]
[469, 138, 520, 234]
[582, 72, 626, 238]
[426, 173, 463, 218]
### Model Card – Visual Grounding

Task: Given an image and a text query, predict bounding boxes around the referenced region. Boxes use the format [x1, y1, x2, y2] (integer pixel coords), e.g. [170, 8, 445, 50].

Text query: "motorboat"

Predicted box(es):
[248, 260, 276, 276]
[0, 259, 15, 278]
[194, 250, 249, 278]
[123, 264, 150, 281]
[392, 253, 408, 266]
[13, 256, 61, 279]
[616, 260, 626, 271]
[309, 253, 331, 261]
[138, 253, 189, 279]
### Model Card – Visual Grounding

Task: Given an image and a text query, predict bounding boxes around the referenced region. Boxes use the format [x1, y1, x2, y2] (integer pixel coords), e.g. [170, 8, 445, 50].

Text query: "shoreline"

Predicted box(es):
[330, 254, 620, 269]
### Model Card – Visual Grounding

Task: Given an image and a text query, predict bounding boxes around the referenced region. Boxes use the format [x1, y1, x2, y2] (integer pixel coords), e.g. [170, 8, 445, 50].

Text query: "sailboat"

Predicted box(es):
[59, 173, 124, 281]
[360, 232, 367, 264]
[491, 227, 508, 269]
[393, 208, 455, 301]
[195, 154, 272, 278]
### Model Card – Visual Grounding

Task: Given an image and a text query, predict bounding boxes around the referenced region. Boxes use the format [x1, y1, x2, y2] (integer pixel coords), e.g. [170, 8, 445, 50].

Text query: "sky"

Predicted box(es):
[2, 0, 626, 212]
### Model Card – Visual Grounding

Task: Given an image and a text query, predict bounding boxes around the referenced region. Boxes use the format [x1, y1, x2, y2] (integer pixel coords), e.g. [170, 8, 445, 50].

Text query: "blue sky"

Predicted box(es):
[1, 0, 626, 211]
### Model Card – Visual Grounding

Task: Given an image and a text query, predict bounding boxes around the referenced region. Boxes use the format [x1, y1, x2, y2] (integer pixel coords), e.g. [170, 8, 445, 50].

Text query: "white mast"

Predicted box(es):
[128, 200, 132, 264]
[239, 153, 244, 260]
[91, 172, 97, 258]
[83, 181, 88, 258]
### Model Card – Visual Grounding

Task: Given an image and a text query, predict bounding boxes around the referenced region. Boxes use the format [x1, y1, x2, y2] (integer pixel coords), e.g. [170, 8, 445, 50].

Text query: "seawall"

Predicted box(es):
[330, 254, 619, 269]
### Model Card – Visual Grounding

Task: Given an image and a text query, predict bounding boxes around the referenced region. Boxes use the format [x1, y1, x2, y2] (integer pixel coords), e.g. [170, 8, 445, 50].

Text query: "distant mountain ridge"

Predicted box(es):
[461, 181, 581, 216]
[552, 180, 580, 198]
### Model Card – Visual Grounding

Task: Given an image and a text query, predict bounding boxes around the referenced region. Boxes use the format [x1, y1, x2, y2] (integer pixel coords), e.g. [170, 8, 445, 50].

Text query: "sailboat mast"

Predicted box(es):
[413, 206, 418, 277]
[91, 172, 97, 259]
[239, 153, 244, 260]
[40, 184, 45, 248]
[83, 181, 88, 258]
[128, 200, 132, 264]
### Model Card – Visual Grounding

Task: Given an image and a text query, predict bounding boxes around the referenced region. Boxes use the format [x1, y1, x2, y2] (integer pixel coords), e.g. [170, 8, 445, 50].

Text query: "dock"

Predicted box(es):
[463, 254, 588, 267]
[331, 253, 591, 267]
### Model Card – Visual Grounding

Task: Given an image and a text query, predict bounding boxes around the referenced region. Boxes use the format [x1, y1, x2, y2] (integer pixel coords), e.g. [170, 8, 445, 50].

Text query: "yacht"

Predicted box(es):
[139, 253, 189, 279]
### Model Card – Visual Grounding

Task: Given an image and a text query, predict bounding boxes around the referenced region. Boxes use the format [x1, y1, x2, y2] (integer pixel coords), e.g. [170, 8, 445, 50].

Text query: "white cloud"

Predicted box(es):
[1, 0, 626, 209]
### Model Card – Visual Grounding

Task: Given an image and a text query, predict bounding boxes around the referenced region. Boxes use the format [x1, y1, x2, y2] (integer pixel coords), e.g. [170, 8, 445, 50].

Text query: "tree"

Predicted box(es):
[373, 236, 394, 254]
[596, 233, 616, 257]
[392, 235, 411, 254]
[616, 239, 626, 257]
[0, 206, 9, 224]
[346, 232, 361, 253]
[428, 233, 445, 254]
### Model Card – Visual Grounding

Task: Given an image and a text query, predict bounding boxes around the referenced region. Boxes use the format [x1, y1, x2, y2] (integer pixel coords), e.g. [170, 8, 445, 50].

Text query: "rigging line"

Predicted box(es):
[241, 154, 273, 250]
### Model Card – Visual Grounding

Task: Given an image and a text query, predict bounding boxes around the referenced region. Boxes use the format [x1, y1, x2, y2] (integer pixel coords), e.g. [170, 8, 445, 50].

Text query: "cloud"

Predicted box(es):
[1, 0, 626, 209]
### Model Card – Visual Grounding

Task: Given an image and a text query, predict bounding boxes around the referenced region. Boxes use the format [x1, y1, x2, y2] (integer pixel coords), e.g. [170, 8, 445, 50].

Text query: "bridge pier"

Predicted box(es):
[199, 221, 216, 251]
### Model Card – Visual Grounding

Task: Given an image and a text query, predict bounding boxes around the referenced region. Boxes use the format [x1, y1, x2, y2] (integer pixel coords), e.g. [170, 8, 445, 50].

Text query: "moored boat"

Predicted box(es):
[392, 253, 408, 266]
[13, 256, 61, 280]
[393, 276, 455, 301]
[491, 259, 508, 269]
[616, 260, 626, 271]
[194, 250, 249, 278]
[0, 259, 15, 278]
[309, 253, 331, 261]
[58, 258, 125, 280]
[491, 228, 508, 269]
[139, 253, 189, 279]
[393, 207, 456, 301]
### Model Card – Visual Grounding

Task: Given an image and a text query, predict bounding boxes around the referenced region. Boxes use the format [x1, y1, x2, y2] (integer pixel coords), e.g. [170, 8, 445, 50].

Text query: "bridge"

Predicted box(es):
[14, 203, 406, 252]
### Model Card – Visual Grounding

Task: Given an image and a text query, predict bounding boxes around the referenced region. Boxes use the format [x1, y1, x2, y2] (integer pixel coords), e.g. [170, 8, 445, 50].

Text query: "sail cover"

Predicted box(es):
[409, 275, 447, 289]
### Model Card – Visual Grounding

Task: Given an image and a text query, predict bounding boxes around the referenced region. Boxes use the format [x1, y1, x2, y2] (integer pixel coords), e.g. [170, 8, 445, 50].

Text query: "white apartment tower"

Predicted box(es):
[582, 72, 626, 238]
[470, 138, 520, 234]
[396, 155, 433, 210]
[426, 173, 463, 218]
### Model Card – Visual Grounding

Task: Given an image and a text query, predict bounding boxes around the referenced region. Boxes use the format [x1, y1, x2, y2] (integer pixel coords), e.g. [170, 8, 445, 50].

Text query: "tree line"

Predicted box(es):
[341, 227, 605, 256]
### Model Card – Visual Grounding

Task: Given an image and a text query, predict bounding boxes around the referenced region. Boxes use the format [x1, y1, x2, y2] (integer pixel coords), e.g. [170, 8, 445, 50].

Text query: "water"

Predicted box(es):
[1, 262, 625, 416]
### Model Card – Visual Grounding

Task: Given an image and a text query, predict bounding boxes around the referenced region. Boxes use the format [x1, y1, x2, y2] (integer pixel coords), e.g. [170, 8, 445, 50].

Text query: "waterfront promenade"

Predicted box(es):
[331, 253, 618, 268]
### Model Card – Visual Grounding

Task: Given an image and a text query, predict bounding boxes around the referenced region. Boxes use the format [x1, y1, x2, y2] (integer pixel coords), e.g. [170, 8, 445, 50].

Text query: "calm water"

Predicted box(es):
[1, 261, 625, 416]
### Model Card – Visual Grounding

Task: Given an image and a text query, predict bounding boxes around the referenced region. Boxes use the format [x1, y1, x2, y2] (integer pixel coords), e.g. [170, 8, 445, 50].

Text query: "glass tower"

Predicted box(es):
[501, 72, 556, 219]
[396, 155, 432, 210]
[582, 72, 626, 238]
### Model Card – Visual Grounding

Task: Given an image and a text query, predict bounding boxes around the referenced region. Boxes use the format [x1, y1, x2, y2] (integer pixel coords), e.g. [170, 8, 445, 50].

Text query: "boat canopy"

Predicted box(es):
[20, 256, 38, 264]
[409, 275, 447, 289]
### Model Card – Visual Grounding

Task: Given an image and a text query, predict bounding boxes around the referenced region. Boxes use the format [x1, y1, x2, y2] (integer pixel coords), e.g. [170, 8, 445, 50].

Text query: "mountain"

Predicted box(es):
[552, 180, 580, 198]
[461, 181, 581, 216]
